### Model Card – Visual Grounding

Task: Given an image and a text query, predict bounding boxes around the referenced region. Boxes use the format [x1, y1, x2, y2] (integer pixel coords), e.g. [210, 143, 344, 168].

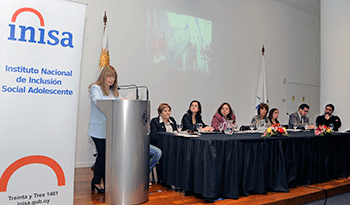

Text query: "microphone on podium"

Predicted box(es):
[117, 84, 149, 100]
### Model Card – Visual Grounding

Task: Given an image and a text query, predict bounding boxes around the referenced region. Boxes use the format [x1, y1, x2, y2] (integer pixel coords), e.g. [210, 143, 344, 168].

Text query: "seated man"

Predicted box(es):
[316, 104, 341, 131]
[288, 103, 315, 129]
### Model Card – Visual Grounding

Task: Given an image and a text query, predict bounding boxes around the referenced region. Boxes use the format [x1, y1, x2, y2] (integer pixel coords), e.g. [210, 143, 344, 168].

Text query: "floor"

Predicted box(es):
[74, 167, 350, 205]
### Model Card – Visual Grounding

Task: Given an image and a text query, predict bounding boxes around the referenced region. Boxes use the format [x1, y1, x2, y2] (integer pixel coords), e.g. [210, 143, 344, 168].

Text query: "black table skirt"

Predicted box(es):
[155, 131, 350, 199]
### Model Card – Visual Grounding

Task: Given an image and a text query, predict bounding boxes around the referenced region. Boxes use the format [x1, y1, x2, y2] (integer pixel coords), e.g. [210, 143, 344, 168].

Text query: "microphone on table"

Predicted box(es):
[285, 113, 290, 128]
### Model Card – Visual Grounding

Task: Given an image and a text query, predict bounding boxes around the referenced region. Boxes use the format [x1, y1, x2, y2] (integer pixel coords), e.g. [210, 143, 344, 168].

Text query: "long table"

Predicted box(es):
[155, 131, 350, 199]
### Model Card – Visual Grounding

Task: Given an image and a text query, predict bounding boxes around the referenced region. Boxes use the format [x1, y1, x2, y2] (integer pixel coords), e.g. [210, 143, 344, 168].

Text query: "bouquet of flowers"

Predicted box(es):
[262, 123, 289, 137]
[315, 125, 332, 136]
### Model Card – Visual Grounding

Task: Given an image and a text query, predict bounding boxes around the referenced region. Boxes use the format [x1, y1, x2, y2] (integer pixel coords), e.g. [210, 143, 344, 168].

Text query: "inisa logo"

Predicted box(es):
[8, 7, 74, 48]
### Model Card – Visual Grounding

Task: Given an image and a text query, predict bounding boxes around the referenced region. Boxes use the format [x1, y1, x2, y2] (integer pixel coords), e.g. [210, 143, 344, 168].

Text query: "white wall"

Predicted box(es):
[75, 0, 320, 167]
[320, 0, 350, 131]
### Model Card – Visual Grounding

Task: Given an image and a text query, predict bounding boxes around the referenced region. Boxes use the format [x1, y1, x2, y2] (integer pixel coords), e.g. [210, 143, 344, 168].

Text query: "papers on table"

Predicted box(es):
[286, 129, 302, 132]
[174, 131, 201, 137]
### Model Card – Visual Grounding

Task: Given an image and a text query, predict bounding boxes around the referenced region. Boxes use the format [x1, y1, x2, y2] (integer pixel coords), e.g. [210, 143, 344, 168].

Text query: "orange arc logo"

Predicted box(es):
[11, 7, 45, 26]
[0, 155, 65, 192]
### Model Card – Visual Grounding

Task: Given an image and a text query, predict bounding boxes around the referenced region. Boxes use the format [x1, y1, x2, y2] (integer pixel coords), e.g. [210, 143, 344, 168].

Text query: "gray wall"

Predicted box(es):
[75, 0, 320, 167]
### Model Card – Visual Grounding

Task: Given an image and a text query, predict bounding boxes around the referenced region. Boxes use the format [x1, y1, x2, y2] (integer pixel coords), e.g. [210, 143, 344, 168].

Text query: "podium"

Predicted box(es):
[97, 99, 150, 205]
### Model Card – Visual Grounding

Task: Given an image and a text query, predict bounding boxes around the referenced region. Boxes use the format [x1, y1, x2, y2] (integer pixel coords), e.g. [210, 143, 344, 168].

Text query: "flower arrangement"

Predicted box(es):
[262, 123, 289, 137]
[315, 125, 332, 136]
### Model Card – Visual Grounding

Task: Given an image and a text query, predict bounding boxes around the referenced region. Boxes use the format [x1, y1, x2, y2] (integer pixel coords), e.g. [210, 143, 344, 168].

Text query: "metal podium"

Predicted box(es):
[97, 99, 150, 205]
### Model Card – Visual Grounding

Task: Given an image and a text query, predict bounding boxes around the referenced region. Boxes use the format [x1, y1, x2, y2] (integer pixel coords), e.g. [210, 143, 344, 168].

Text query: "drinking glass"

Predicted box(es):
[224, 124, 234, 135]
[310, 123, 315, 129]
[249, 123, 255, 131]
[196, 123, 203, 132]
[177, 124, 183, 132]
[293, 123, 298, 130]
[219, 123, 224, 133]
[257, 121, 264, 132]
[233, 123, 238, 133]
[329, 123, 334, 131]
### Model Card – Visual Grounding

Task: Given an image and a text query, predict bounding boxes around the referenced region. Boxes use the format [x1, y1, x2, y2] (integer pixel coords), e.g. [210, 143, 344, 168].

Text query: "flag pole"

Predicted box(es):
[103, 11, 107, 27]
[262, 45, 265, 56]
[261, 45, 267, 103]
[255, 45, 267, 110]
[99, 11, 110, 72]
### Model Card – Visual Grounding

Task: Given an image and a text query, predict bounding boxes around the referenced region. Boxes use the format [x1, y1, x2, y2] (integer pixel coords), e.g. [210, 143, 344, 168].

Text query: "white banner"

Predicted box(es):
[0, 0, 86, 204]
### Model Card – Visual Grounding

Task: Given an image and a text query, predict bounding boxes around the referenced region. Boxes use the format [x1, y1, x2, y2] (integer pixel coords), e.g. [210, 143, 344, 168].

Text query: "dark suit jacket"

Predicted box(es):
[288, 112, 309, 129]
[181, 112, 207, 131]
[150, 116, 177, 147]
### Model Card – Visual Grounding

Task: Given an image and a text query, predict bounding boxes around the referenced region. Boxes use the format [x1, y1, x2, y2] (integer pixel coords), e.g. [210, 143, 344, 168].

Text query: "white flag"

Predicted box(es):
[255, 55, 268, 109]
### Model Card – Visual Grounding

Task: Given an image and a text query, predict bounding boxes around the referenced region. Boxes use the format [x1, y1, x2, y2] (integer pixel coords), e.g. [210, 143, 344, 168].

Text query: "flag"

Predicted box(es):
[92, 15, 110, 157]
[99, 24, 109, 73]
[255, 54, 268, 110]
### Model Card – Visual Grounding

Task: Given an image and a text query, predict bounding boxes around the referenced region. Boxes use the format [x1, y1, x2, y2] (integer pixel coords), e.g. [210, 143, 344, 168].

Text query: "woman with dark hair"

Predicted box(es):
[267, 108, 280, 126]
[181, 100, 213, 132]
[211, 102, 236, 131]
[88, 65, 121, 193]
[251, 103, 269, 126]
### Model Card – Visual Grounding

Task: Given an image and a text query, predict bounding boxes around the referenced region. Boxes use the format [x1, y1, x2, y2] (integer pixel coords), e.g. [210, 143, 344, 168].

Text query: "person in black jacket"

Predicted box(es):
[150, 103, 177, 147]
[316, 104, 342, 131]
[149, 103, 177, 172]
[181, 100, 213, 132]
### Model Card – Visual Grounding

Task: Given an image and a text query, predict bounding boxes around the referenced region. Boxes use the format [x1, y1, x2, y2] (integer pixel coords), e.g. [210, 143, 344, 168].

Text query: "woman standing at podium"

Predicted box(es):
[88, 65, 121, 193]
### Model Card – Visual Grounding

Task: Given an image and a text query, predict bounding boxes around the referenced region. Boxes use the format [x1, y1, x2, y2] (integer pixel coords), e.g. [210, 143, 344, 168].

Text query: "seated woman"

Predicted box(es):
[211, 102, 236, 131]
[149, 103, 177, 170]
[267, 108, 280, 126]
[251, 103, 269, 127]
[181, 100, 213, 132]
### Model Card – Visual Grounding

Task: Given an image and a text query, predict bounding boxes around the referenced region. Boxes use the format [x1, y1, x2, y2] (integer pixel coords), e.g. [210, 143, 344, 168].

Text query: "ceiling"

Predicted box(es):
[273, 0, 320, 17]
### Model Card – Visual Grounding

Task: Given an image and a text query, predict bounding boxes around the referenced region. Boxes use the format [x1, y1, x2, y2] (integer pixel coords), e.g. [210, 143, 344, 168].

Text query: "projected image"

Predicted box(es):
[147, 7, 212, 73]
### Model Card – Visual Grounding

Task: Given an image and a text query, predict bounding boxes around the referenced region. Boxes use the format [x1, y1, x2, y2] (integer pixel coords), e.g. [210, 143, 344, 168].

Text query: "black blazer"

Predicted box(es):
[150, 116, 177, 147]
[181, 112, 207, 131]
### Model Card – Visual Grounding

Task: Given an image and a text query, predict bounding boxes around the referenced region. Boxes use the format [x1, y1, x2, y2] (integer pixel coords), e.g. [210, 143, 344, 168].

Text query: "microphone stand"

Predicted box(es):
[117, 84, 138, 99]
[137, 86, 149, 100]
[117, 84, 149, 100]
